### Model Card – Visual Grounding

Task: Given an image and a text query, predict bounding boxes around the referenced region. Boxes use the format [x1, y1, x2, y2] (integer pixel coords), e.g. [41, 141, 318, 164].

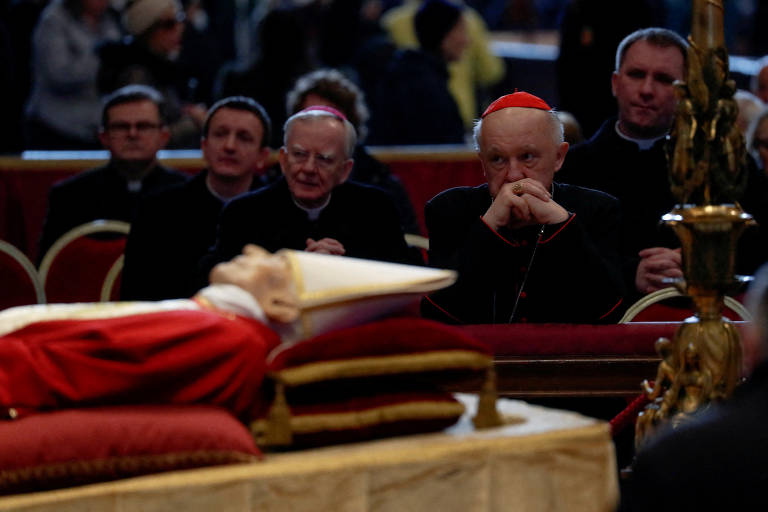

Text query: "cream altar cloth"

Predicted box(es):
[0, 395, 619, 512]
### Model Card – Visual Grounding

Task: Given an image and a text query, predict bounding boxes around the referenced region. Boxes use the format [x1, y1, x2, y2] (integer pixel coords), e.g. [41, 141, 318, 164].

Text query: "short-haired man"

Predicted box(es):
[204, 106, 412, 275]
[422, 91, 625, 324]
[38, 84, 186, 262]
[558, 27, 768, 298]
[121, 96, 271, 300]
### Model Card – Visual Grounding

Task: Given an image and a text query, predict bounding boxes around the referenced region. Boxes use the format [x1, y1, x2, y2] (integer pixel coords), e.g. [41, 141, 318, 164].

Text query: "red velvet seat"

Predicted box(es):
[38, 220, 129, 304]
[0, 240, 45, 310]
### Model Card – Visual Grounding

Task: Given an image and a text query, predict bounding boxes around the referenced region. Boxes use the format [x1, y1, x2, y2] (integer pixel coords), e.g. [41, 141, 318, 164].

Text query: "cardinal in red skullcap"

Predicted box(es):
[481, 91, 552, 117]
[421, 90, 627, 325]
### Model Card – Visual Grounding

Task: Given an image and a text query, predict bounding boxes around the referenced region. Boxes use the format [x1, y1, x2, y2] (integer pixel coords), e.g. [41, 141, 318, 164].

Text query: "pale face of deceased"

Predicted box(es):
[209, 245, 299, 323]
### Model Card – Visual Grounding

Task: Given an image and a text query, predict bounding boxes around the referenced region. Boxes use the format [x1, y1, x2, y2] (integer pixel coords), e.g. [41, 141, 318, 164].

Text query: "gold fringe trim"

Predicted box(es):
[0, 450, 256, 491]
[251, 400, 465, 441]
[274, 350, 492, 387]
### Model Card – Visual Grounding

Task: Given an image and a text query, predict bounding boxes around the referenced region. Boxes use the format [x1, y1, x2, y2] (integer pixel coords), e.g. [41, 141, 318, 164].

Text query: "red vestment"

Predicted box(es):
[0, 309, 280, 420]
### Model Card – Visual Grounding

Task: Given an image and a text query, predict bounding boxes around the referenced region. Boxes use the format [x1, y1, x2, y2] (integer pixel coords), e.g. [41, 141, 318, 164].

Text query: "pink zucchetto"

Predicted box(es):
[299, 105, 348, 121]
[481, 92, 552, 118]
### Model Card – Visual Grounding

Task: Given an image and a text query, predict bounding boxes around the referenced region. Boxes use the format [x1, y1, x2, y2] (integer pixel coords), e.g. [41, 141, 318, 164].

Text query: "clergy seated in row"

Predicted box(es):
[556, 28, 768, 301]
[421, 91, 625, 324]
[121, 96, 272, 301]
[37, 84, 186, 263]
[199, 105, 417, 293]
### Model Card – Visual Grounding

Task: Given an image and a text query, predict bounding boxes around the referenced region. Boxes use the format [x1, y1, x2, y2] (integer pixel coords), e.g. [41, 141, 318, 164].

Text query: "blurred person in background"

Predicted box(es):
[37, 85, 186, 261]
[747, 108, 768, 173]
[98, 0, 207, 149]
[751, 55, 768, 104]
[215, 5, 315, 148]
[368, 0, 468, 145]
[380, 0, 505, 131]
[24, 0, 122, 150]
[734, 89, 765, 136]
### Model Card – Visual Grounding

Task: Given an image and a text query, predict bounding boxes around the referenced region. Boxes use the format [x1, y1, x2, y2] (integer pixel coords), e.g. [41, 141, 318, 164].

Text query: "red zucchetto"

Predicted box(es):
[300, 105, 348, 121]
[481, 92, 551, 118]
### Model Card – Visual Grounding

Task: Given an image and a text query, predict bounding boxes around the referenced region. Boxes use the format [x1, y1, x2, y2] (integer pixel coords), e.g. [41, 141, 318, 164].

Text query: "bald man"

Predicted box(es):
[422, 91, 625, 324]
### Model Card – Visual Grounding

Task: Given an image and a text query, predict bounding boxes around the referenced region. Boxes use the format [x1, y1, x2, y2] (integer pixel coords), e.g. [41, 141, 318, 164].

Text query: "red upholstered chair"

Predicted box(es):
[0, 240, 45, 310]
[38, 220, 130, 304]
[619, 287, 751, 323]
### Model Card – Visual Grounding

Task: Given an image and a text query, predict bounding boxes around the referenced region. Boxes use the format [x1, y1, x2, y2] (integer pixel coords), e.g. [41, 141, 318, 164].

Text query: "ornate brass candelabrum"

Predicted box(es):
[635, 0, 755, 448]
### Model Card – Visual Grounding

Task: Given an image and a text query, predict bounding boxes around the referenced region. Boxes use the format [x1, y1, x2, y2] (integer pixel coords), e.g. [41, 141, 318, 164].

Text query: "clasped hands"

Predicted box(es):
[482, 178, 569, 231]
[306, 237, 345, 255]
[635, 247, 683, 294]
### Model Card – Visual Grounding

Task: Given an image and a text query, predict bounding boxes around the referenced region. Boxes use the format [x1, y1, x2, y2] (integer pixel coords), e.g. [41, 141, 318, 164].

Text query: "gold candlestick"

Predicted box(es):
[635, 0, 754, 448]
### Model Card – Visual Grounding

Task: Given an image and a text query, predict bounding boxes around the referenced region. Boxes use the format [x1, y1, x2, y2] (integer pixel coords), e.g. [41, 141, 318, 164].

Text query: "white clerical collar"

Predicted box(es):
[293, 194, 331, 221]
[614, 121, 665, 150]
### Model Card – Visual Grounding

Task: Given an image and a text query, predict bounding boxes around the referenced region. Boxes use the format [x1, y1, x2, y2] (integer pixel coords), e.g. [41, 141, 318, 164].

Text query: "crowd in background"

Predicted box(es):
[1, 0, 768, 155]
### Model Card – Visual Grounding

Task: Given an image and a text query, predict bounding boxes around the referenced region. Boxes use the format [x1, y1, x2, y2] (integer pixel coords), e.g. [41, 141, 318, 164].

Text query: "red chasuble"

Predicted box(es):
[0, 309, 281, 420]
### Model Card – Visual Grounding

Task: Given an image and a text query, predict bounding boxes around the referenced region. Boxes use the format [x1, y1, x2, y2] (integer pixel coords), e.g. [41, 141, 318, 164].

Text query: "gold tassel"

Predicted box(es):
[263, 379, 293, 446]
[473, 365, 503, 429]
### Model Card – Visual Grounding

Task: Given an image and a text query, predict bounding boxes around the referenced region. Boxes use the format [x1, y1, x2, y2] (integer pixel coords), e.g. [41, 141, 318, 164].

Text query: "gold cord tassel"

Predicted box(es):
[263, 379, 293, 446]
[473, 365, 503, 429]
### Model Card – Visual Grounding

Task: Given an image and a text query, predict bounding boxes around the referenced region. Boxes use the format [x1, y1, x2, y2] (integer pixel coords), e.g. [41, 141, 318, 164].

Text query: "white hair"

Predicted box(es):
[283, 110, 357, 158]
[472, 109, 564, 152]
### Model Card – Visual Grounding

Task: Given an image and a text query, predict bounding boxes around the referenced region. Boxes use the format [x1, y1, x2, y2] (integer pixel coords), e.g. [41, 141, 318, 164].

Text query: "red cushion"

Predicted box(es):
[268, 317, 492, 371]
[0, 405, 260, 495]
[254, 318, 490, 448]
[252, 390, 464, 448]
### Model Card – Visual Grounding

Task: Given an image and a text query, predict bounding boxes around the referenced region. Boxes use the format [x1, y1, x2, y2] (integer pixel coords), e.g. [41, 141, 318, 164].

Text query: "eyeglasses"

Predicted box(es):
[153, 12, 186, 31]
[106, 122, 162, 136]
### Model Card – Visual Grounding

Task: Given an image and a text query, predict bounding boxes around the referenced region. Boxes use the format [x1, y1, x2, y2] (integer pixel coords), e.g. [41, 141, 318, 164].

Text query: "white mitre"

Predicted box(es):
[274, 250, 456, 345]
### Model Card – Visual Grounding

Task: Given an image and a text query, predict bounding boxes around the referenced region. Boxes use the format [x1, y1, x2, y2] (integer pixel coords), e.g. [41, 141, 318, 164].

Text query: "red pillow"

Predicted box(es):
[267, 317, 493, 386]
[252, 390, 465, 448]
[0, 405, 260, 495]
[253, 318, 493, 448]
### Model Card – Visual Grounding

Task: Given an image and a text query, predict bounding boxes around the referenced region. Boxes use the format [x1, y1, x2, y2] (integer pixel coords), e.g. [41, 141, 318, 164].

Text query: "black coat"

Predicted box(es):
[558, 119, 768, 291]
[121, 170, 226, 301]
[38, 161, 186, 263]
[623, 360, 768, 511]
[368, 49, 465, 146]
[201, 178, 415, 284]
[422, 182, 625, 324]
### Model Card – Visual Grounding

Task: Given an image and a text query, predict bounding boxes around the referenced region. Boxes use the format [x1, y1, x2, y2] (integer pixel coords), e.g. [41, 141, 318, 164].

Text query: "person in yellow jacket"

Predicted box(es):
[381, 0, 505, 130]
